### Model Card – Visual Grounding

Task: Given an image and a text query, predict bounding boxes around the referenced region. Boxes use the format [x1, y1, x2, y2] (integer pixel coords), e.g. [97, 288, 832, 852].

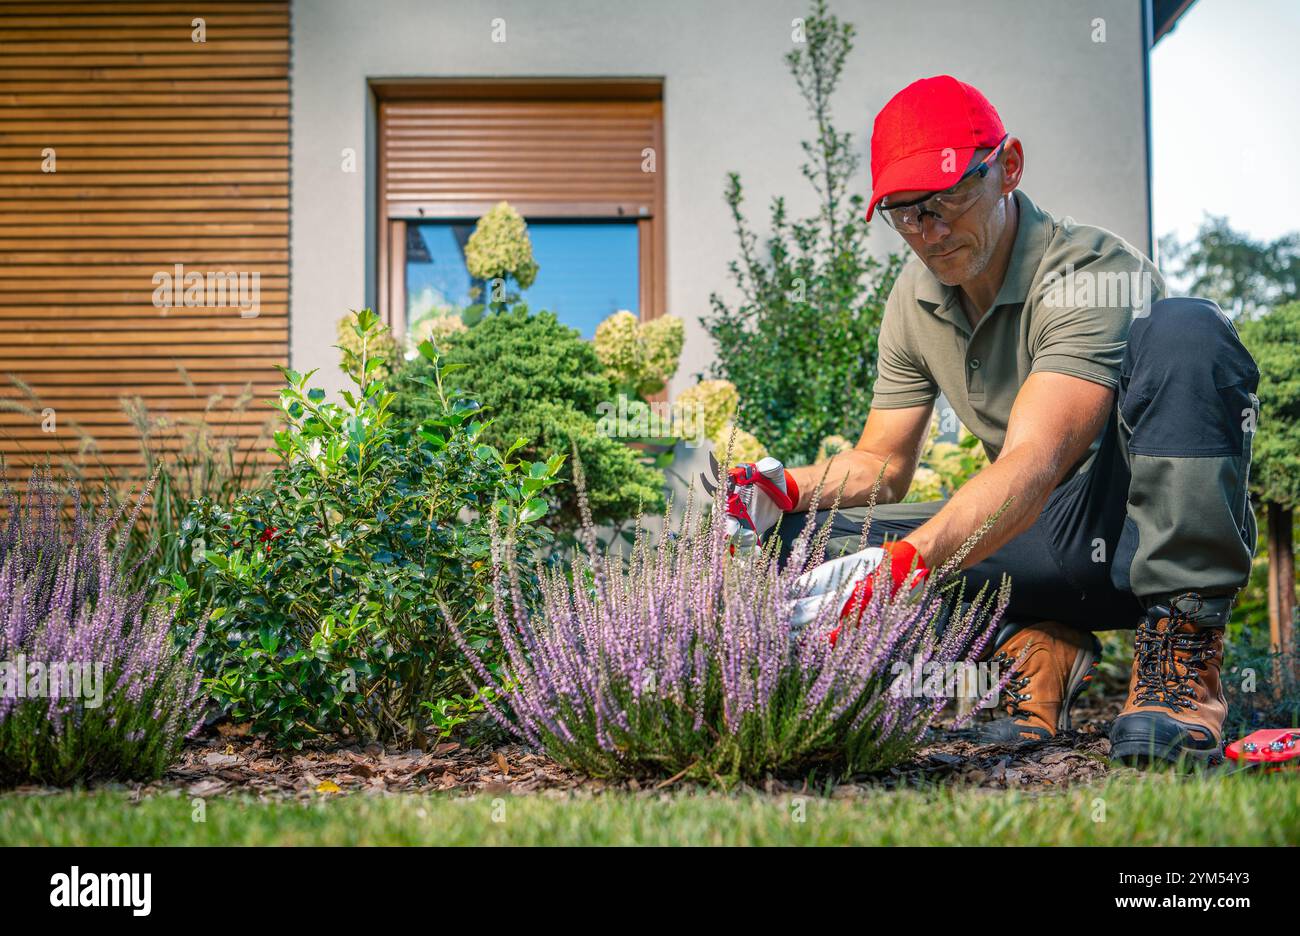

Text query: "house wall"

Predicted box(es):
[291, 0, 1153, 398]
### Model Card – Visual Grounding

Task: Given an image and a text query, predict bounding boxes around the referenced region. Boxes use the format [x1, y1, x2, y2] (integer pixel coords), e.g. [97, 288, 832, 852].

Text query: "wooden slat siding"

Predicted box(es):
[0, 0, 289, 482]
[375, 84, 666, 332]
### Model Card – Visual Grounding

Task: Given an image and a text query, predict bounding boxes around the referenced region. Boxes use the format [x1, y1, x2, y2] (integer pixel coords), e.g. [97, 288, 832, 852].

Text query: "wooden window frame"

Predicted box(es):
[372, 79, 666, 340]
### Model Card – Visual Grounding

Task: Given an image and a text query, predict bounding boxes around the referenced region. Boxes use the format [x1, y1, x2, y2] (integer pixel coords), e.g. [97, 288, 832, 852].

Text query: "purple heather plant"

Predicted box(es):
[0, 466, 206, 786]
[452, 459, 1011, 784]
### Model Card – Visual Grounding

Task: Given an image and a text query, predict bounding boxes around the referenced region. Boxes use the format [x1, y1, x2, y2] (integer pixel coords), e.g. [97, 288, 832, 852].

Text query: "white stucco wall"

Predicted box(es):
[291, 0, 1152, 398]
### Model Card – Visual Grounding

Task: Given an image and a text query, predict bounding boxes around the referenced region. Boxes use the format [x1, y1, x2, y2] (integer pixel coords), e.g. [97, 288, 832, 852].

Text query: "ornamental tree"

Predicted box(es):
[703, 0, 903, 466]
[1238, 303, 1300, 688]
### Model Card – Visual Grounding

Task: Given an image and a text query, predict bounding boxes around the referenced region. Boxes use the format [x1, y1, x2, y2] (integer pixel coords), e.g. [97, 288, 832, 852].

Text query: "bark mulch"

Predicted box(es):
[141, 693, 1126, 801]
[1, 694, 1130, 800]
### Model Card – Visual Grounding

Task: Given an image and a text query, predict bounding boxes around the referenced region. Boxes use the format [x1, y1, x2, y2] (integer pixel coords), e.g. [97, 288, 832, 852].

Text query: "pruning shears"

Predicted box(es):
[698, 451, 724, 498]
[1225, 729, 1300, 772]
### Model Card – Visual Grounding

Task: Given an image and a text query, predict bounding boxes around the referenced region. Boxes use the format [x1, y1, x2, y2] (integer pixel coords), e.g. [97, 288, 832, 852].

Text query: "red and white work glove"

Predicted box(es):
[724, 457, 801, 550]
[790, 541, 928, 645]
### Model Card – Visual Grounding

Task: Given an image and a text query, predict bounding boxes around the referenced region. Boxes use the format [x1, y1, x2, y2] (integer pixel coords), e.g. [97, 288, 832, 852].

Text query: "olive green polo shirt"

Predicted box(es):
[871, 189, 1165, 466]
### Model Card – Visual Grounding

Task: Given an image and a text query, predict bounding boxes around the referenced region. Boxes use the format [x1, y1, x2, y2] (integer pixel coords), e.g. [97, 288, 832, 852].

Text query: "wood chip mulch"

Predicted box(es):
[146, 706, 1122, 801]
[157, 730, 590, 801]
[4, 695, 1132, 800]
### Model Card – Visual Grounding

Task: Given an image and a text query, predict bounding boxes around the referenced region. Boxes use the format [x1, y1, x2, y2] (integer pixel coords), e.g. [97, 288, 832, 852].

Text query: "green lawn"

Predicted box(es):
[2, 772, 1296, 845]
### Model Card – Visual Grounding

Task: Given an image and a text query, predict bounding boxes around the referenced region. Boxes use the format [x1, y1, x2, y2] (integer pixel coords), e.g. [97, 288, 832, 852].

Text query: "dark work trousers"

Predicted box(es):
[776, 297, 1261, 632]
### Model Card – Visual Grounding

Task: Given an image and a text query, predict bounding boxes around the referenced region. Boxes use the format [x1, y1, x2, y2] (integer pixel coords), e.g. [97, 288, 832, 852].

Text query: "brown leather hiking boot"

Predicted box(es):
[1110, 594, 1228, 766]
[975, 620, 1101, 743]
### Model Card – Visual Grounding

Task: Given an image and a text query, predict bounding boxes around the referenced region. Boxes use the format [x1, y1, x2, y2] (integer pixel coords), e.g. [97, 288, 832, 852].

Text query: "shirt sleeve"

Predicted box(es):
[870, 287, 938, 409]
[1029, 245, 1167, 389]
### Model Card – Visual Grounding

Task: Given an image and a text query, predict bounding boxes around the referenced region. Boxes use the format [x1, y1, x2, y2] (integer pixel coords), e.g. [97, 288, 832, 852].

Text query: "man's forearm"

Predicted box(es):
[903, 445, 1058, 570]
[786, 448, 904, 513]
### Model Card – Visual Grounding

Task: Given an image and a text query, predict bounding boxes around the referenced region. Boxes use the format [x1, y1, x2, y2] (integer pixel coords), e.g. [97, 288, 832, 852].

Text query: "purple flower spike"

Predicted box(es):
[449, 465, 1009, 784]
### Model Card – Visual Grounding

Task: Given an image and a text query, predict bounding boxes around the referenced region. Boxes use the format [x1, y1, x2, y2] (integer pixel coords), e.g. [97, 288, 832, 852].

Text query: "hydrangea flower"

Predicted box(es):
[464, 201, 538, 290]
[593, 311, 684, 397]
[676, 379, 740, 442]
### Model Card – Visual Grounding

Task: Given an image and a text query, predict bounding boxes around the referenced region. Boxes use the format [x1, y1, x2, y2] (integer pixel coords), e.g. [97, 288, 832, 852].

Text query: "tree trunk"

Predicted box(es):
[1265, 502, 1296, 695]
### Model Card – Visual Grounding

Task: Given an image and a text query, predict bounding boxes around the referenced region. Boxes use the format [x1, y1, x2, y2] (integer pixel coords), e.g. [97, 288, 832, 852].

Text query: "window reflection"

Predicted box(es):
[405, 220, 640, 339]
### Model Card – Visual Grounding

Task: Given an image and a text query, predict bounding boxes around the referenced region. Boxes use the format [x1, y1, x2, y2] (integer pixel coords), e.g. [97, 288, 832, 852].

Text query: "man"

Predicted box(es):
[722, 76, 1259, 765]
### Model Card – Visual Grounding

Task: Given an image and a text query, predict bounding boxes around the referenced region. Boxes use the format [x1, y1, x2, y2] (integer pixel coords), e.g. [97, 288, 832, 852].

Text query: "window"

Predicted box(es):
[405, 219, 640, 338]
[374, 80, 665, 340]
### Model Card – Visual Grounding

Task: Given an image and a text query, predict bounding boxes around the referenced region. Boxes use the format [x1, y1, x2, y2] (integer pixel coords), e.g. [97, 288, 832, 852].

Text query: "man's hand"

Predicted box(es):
[723, 457, 800, 548]
[791, 541, 928, 644]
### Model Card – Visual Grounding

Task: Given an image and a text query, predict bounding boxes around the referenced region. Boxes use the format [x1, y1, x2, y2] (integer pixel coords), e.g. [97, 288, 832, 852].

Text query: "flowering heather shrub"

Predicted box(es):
[0, 468, 206, 786]
[454, 468, 1010, 784]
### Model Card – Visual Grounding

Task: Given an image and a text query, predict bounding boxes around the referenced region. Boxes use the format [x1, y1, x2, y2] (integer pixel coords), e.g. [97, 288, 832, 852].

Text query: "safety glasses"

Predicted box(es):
[877, 135, 1009, 234]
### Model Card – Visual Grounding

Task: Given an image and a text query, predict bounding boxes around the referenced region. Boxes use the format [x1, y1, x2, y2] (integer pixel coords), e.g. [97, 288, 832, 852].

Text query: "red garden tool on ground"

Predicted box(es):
[1224, 729, 1300, 771]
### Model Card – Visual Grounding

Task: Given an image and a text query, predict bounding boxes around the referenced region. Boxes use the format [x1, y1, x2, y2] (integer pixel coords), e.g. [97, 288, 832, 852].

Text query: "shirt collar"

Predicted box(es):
[913, 189, 1055, 335]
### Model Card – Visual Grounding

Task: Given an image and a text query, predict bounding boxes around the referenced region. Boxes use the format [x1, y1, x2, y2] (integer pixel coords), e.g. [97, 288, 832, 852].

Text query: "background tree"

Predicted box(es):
[1237, 303, 1300, 690]
[1161, 216, 1299, 317]
[1164, 216, 1300, 693]
[703, 0, 902, 466]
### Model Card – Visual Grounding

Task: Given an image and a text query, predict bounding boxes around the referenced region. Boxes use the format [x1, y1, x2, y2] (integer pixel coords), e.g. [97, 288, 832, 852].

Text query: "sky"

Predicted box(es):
[1151, 0, 1300, 248]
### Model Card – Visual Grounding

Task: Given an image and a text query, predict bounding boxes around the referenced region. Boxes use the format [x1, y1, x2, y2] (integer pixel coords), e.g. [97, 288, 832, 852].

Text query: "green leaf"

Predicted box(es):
[519, 498, 547, 523]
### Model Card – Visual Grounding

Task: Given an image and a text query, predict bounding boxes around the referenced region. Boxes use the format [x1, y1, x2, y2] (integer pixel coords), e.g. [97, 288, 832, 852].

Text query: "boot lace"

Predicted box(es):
[1133, 594, 1219, 713]
[991, 648, 1032, 720]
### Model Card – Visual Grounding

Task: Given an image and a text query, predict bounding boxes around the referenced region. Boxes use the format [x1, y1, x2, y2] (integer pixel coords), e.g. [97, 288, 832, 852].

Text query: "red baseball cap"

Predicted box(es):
[866, 75, 1006, 221]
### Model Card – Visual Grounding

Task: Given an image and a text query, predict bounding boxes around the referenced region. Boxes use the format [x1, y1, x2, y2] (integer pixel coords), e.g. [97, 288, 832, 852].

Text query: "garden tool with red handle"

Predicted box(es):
[1225, 729, 1300, 772]
[790, 541, 928, 643]
[700, 452, 800, 553]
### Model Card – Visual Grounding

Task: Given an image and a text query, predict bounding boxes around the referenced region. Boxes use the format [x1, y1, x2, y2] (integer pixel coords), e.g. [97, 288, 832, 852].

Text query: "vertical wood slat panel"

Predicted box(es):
[0, 0, 289, 482]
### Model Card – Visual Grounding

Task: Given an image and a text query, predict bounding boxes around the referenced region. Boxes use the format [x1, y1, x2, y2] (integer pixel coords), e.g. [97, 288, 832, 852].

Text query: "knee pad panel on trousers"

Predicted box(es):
[1119, 297, 1259, 458]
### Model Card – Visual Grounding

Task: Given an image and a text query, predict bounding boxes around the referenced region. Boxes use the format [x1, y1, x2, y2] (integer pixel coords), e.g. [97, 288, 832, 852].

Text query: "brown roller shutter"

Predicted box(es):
[0, 0, 289, 483]
[374, 80, 665, 336]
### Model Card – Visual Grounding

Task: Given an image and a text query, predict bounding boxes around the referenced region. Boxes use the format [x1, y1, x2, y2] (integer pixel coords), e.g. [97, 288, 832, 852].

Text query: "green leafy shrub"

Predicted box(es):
[1237, 301, 1300, 694]
[335, 313, 399, 380]
[1238, 301, 1300, 511]
[703, 0, 903, 466]
[171, 310, 560, 744]
[395, 305, 665, 536]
